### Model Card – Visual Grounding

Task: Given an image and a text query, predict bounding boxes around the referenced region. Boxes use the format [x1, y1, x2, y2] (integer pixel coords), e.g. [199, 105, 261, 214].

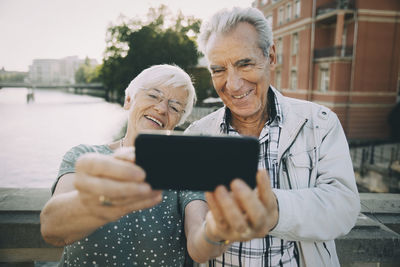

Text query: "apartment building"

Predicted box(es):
[29, 56, 97, 84]
[256, 0, 400, 140]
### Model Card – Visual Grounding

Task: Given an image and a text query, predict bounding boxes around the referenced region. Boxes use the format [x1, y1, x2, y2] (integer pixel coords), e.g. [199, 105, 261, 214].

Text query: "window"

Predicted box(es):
[291, 69, 297, 89]
[277, 38, 283, 64]
[286, 3, 292, 22]
[261, 0, 269, 5]
[320, 66, 330, 91]
[292, 33, 299, 55]
[278, 7, 284, 25]
[275, 70, 281, 89]
[295, 0, 301, 18]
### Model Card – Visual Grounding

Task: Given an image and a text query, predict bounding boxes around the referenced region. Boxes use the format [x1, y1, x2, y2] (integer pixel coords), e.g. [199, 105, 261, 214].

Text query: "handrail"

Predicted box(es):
[314, 46, 353, 58]
[0, 188, 399, 265]
[317, 0, 356, 16]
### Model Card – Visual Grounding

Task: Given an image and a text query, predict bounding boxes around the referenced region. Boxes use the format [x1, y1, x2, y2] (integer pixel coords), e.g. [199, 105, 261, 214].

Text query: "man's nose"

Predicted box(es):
[226, 68, 243, 91]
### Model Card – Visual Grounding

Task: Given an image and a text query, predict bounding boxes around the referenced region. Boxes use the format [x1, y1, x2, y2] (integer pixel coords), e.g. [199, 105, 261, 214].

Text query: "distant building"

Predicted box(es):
[28, 56, 98, 84]
[255, 0, 400, 140]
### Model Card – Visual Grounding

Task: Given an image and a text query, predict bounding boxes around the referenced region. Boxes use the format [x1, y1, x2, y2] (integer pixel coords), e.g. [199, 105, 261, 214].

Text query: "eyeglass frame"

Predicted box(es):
[138, 88, 187, 116]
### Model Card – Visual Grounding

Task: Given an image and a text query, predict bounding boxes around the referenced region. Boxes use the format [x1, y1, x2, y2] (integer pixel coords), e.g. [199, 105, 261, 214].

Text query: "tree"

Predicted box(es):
[74, 57, 101, 84]
[100, 5, 201, 104]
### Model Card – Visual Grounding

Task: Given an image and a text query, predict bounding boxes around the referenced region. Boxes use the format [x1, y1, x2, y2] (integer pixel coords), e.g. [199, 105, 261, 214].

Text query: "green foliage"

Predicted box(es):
[187, 67, 217, 105]
[0, 71, 27, 82]
[100, 5, 202, 104]
[74, 57, 102, 84]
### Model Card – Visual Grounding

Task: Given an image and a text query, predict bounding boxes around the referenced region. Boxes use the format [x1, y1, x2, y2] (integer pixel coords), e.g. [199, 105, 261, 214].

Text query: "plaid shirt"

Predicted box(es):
[210, 88, 299, 267]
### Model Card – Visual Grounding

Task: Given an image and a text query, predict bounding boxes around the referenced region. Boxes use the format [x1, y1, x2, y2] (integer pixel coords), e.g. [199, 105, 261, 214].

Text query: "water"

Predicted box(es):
[0, 88, 127, 188]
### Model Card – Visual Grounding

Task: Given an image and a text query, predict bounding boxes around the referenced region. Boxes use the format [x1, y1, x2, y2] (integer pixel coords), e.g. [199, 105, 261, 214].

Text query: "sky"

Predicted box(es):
[0, 0, 255, 72]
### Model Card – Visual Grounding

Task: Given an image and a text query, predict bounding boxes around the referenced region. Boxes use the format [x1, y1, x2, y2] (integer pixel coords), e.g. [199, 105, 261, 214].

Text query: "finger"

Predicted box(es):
[257, 169, 272, 207]
[113, 147, 135, 163]
[74, 172, 153, 199]
[78, 192, 162, 221]
[123, 192, 163, 212]
[231, 178, 267, 230]
[76, 153, 145, 182]
[103, 190, 163, 206]
[256, 169, 279, 230]
[205, 192, 228, 230]
[214, 185, 248, 233]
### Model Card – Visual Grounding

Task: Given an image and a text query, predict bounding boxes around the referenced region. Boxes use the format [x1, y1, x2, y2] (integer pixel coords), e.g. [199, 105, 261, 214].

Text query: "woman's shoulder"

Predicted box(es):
[63, 144, 112, 161]
[69, 144, 112, 154]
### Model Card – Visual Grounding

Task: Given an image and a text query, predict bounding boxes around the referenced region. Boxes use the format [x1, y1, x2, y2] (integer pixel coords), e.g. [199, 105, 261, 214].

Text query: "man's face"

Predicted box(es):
[205, 22, 275, 121]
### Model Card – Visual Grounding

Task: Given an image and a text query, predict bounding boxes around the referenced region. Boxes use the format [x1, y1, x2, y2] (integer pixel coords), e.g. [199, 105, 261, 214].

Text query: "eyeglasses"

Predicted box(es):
[140, 88, 186, 115]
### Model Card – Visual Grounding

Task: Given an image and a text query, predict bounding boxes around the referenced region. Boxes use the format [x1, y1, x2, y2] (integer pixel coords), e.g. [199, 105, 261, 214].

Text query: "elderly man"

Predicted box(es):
[185, 7, 360, 266]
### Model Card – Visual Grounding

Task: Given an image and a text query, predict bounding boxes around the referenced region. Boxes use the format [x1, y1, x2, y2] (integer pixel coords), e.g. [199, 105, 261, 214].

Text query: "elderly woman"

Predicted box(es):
[40, 64, 225, 266]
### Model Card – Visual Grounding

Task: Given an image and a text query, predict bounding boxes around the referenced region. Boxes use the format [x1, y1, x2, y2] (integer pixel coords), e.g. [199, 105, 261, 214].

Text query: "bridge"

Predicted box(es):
[0, 82, 105, 90]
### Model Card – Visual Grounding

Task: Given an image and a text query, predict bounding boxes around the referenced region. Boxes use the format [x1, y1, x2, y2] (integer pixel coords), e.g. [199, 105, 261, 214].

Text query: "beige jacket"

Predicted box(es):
[185, 87, 360, 266]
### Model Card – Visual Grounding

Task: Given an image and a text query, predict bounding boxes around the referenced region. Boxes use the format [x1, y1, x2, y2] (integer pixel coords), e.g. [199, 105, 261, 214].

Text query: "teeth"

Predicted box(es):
[145, 115, 163, 127]
[232, 91, 251, 99]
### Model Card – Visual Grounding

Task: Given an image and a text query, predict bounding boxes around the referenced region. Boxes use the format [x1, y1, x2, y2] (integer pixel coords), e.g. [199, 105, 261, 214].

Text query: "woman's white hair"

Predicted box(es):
[124, 64, 197, 126]
[198, 7, 273, 58]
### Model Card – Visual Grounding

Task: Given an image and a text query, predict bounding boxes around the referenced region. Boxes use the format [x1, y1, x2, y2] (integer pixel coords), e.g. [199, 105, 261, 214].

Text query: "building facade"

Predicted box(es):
[255, 0, 400, 140]
[29, 56, 97, 84]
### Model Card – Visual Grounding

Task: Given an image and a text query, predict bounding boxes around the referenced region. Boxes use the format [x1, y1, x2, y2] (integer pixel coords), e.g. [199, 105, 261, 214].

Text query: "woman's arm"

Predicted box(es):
[40, 152, 162, 246]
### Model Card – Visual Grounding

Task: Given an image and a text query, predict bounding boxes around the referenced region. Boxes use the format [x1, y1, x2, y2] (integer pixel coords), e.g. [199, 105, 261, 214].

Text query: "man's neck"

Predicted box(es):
[230, 109, 269, 137]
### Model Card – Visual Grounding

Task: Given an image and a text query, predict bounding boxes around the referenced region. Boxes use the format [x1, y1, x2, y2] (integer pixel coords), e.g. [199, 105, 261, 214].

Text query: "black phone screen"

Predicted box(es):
[135, 132, 259, 191]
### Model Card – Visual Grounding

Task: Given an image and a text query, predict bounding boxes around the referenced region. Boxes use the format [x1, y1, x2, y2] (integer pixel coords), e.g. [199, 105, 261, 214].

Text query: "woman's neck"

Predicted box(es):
[108, 130, 137, 151]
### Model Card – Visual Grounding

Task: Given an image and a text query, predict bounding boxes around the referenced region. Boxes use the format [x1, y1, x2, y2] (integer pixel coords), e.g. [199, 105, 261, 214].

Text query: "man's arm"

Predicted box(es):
[270, 114, 360, 241]
[184, 200, 230, 263]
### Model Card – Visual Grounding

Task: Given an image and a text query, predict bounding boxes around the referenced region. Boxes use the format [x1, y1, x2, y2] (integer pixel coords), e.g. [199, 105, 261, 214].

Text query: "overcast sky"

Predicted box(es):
[0, 0, 255, 72]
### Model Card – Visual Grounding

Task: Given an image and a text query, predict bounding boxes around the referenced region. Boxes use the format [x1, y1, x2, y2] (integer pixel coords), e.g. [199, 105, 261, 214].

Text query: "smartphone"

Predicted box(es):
[134, 130, 259, 191]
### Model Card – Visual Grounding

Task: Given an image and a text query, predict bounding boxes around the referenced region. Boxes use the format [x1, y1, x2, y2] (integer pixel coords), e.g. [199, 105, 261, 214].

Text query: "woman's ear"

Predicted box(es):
[124, 96, 132, 110]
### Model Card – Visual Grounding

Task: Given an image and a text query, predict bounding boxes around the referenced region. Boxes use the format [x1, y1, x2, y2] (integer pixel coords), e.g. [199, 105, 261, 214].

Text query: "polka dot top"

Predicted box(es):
[52, 144, 205, 267]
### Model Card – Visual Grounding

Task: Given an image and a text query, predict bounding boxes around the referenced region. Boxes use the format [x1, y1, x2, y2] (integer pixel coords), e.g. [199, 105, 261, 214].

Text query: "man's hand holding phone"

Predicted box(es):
[204, 170, 279, 243]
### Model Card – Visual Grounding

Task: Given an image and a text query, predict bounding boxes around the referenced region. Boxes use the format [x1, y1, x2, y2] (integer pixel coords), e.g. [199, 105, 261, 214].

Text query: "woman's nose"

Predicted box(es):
[153, 99, 168, 114]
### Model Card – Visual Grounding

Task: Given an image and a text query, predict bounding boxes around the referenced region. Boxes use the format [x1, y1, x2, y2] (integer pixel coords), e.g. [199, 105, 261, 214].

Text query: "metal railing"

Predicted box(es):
[317, 0, 355, 16]
[314, 46, 353, 58]
[350, 142, 400, 192]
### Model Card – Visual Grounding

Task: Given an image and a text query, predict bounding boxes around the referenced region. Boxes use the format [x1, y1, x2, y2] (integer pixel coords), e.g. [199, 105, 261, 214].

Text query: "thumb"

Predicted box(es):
[256, 169, 272, 207]
[113, 147, 135, 163]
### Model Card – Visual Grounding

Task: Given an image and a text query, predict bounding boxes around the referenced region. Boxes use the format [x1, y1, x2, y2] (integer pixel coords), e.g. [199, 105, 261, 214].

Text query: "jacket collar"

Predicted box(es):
[272, 86, 310, 160]
[209, 86, 309, 159]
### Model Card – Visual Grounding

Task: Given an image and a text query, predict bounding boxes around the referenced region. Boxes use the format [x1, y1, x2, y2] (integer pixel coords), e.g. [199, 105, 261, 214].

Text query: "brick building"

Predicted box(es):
[255, 0, 400, 140]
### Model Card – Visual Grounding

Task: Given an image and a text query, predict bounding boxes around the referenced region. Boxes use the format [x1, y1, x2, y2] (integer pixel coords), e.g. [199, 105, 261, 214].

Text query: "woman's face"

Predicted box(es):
[126, 85, 188, 133]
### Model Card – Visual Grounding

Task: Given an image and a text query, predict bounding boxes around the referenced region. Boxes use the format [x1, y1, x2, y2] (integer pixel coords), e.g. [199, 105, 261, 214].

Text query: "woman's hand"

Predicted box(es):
[204, 169, 278, 243]
[74, 147, 162, 223]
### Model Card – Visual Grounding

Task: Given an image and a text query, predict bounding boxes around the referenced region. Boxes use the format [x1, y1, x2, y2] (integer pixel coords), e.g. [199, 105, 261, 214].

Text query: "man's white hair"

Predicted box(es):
[125, 64, 197, 126]
[198, 7, 273, 58]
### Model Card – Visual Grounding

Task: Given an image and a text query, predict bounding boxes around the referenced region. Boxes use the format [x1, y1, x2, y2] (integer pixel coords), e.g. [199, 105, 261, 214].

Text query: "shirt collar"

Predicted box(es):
[219, 86, 283, 133]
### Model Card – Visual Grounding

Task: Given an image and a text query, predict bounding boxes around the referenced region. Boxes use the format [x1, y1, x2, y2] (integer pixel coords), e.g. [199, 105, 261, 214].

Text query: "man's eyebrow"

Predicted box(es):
[210, 65, 225, 71]
[169, 99, 184, 106]
[234, 58, 252, 66]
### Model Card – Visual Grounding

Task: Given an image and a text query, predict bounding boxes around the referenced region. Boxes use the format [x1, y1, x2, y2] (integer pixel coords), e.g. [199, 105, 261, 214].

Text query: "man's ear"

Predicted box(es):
[124, 95, 132, 110]
[268, 44, 277, 70]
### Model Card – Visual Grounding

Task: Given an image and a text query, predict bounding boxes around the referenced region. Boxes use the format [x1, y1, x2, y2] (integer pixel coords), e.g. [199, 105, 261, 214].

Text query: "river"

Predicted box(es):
[0, 87, 127, 188]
